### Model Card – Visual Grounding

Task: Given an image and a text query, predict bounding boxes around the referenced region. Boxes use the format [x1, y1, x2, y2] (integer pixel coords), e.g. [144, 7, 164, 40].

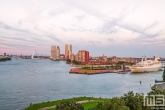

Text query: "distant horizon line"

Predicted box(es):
[1, 54, 165, 59]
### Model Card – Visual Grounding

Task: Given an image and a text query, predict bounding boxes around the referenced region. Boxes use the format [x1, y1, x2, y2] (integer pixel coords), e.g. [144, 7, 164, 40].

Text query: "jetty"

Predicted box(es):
[155, 79, 164, 83]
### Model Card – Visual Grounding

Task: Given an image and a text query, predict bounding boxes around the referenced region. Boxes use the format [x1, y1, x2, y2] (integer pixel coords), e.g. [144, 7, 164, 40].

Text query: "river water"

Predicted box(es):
[0, 59, 164, 110]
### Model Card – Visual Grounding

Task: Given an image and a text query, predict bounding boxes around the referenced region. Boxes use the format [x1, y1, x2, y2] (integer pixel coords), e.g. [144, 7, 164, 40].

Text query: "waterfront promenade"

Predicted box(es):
[38, 100, 99, 110]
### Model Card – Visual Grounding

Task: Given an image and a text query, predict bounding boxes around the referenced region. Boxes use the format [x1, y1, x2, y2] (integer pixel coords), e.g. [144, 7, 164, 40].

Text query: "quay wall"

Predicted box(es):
[69, 68, 130, 75]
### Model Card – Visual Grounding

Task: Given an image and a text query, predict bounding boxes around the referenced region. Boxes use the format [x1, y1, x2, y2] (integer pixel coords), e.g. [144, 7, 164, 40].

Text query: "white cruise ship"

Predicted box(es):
[130, 56, 162, 73]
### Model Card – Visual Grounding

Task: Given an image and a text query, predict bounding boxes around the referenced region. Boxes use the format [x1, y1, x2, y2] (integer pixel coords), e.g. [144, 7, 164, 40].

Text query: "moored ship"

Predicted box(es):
[130, 56, 162, 73]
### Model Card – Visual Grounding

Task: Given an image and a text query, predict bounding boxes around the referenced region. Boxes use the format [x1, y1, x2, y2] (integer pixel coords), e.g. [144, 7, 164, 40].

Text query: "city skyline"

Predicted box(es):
[0, 0, 165, 57]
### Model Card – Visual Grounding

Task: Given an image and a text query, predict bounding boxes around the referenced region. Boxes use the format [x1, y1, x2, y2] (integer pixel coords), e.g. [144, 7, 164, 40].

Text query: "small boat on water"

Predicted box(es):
[118, 72, 127, 74]
[130, 56, 162, 73]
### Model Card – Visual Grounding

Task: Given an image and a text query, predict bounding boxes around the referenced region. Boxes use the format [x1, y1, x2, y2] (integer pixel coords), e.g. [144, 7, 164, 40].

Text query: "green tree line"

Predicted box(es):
[56, 90, 165, 110]
[0, 57, 11, 61]
[162, 67, 165, 81]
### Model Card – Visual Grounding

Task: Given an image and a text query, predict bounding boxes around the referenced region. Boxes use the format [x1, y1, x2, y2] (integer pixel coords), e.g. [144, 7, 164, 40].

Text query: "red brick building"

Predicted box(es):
[78, 50, 89, 64]
[60, 54, 65, 60]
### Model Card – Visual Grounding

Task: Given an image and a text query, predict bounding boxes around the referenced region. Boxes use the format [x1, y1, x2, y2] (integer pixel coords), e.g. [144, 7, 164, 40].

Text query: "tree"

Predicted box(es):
[105, 97, 130, 110]
[117, 61, 124, 66]
[56, 102, 84, 110]
[67, 59, 71, 63]
[88, 102, 105, 110]
[121, 91, 143, 110]
[163, 68, 165, 81]
[89, 97, 130, 110]
[72, 60, 79, 65]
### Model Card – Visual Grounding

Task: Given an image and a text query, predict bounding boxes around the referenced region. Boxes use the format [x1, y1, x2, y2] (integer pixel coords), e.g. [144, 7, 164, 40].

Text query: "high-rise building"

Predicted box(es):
[51, 46, 56, 60]
[51, 46, 61, 60]
[4, 53, 6, 57]
[65, 44, 72, 60]
[56, 46, 60, 60]
[68, 44, 72, 59]
[78, 50, 89, 64]
[65, 44, 68, 59]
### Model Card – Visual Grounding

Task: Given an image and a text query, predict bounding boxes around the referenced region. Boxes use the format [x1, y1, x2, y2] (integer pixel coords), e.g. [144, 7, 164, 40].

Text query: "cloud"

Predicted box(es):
[89, 41, 95, 45]
[0, 42, 33, 49]
[98, 20, 119, 34]
[64, 0, 164, 40]
[18, 10, 43, 26]
[143, 21, 159, 32]
[46, 35, 64, 44]
[0, 0, 165, 57]
[48, 8, 67, 17]
[75, 14, 85, 21]
[61, 27, 67, 32]
[108, 38, 115, 42]
[0, 36, 36, 43]
[0, 21, 36, 35]
[130, 29, 164, 44]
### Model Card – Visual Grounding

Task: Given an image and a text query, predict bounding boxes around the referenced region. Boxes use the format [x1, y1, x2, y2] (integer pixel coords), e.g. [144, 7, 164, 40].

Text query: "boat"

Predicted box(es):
[118, 71, 128, 74]
[31, 49, 39, 60]
[130, 56, 162, 73]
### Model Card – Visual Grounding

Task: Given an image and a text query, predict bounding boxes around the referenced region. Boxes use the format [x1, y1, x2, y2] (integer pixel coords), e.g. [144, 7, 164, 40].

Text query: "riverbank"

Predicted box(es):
[25, 97, 108, 110]
[25, 91, 156, 110]
[69, 67, 130, 74]
[0, 57, 11, 62]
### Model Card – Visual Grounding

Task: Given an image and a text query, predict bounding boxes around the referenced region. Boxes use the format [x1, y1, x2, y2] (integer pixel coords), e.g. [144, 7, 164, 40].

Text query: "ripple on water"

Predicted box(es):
[0, 59, 163, 110]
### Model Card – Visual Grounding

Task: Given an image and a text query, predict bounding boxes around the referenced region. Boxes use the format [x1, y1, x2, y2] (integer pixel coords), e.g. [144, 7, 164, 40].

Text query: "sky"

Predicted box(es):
[0, 0, 165, 57]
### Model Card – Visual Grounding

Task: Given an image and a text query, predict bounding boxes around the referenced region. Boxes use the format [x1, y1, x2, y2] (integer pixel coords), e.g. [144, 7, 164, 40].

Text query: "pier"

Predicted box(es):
[155, 79, 164, 83]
